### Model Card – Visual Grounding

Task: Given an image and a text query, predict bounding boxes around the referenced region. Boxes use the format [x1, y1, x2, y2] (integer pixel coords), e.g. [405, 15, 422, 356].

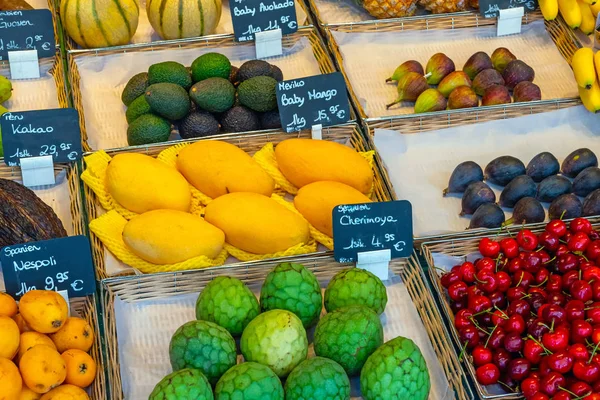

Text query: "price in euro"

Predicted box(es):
[314, 105, 346, 123]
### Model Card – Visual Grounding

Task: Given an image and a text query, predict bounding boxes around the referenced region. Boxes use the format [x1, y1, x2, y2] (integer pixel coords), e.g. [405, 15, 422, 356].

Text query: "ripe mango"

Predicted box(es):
[123, 210, 225, 264]
[0, 358, 22, 400]
[275, 139, 373, 194]
[204, 193, 310, 254]
[40, 384, 89, 400]
[0, 316, 19, 359]
[19, 291, 68, 334]
[106, 153, 191, 214]
[294, 181, 372, 237]
[177, 140, 274, 199]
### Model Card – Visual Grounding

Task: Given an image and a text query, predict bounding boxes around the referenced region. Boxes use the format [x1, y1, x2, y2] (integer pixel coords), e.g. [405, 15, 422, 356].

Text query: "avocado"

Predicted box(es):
[145, 83, 191, 121]
[121, 72, 148, 106]
[179, 111, 220, 139]
[230, 65, 239, 85]
[148, 61, 192, 90]
[259, 110, 282, 129]
[238, 76, 278, 112]
[189, 78, 235, 113]
[191, 53, 231, 82]
[127, 114, 172, 146]
[237, 60, 283, 82]
[125, 95, 151, 124]
[270, 65, 283, 81]
[221, 106, 260, 133]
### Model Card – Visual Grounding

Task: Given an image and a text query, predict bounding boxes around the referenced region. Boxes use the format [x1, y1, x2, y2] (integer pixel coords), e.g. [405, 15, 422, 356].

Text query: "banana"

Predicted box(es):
[591, 1, 600, 16]
[579, 79, 600, 113]
[540, 0, 559, 19]
[572, 48, 597, 89]
[596, 51, 600, 82]
[579, 0, 596, 5]
[559, 0, 583, 28]
[578, 0, 597, 33]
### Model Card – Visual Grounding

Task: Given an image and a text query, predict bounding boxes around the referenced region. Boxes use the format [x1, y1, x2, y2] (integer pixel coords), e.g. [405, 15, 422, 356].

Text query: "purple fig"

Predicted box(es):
[549, 194, 582, 220]
[463, 52, 493, 80]
[386, 60, 424, 83]
[438, 71, 472, 97]
[503, 60, 535, 89]
[414, 89, 447, 113]
[513, 81, 541, 102]
[448, 86, 479, 109]
[472, 69, 505, 96]
[482, 85, 511, 106]
[491, 48, 517, 74]
[425, 53, 455, 85]
[460, 181, 496, 215]
[386, 72, 429, 109]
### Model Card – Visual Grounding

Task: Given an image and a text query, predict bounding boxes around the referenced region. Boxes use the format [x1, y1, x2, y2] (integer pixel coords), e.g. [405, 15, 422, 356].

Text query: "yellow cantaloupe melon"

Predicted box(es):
[177, 141, 274, 199]
[275, 139, 373, 194]
[147, 0, 222, 40]
[106, 153, 191, 214]
[204, 193, 310, 254]
[294, 181, 372, 237]
[122, 210, 225, 264]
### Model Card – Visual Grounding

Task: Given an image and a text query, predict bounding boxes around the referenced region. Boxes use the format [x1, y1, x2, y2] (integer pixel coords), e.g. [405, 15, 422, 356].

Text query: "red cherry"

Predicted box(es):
[531, 394, 549, 400]
[557, 254, 579, 274]
[592, 327, 600, 345]
[565, 300, 586, 321]
[553, 392, 572, 400]
[524, 339, 545, 364]
[563, 270, 581, 291]
[538, 231, 560, 252]
[525, 252, 543, 274]
[568, 343, 590, 361]
[584, 267, 600, 283]
[571, 280, 593, 303]
[472, 345, 493, 367]
[507, 357, 531, 381]
[476, 363, 500, 385]
[535, 268, 550, 286]
[488, 328, 507, 349]
[491, 309, 507, 328]
[569, 381, 593, 396]
[569, 232, 592, 253]
[493, 348, 512, 371]
[542, 305, 566, 324]
[476, 270, 498, 294]
[547, 219, 568, 237]
[585, 394, 600, 400]
[459, 326, 480, 349]
[587, 303, 600, 324]
[479, 237, 501, 258]
[476, 257, 496, 272]
[556, 244, 570, 257]
[488, 292, 506, 309]
[467, 285, 484, 299]
[495, 271, 511, 292]
[454, 309, 474, 330]
[441, 271, 461, 288]
[448, 281, 468, 301]
[459, 262, 476, 283]
[548, 351, 574, 374]
[507, 287, 527, 302]
[468, 295, 492, 313]
[528, 291, 548, 312]
[593, 281, 600, 301]
[507, 258, 524, 274]
[547, 292, 567, 307]
[528, 318, 551, 339]
[564, 232, 574, 243]
[573, 361, 600, 383]
[500, 238, 519, 259]
[507, 299, 532, 318]
[571, 217, 594, 234]
[539, 356, 553, 376]
[586, 242, 600, 262]
[547, 274, 563, 293]
[522, 377, 540, 399]
[542, 327, 570, 352]
[504, 332, 524, 353]
[518, 229, 539, 251]
[513, 271, 534, 289]
[504, 314, 525, 334]
[571, 320, 593, 342]
[451, 299, 467, 313]
[540, 371, 566, 396]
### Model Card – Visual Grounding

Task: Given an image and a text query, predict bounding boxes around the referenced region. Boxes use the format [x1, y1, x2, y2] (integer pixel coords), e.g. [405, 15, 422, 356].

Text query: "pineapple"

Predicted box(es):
[359, 0, 418, 18]
[418, 0, 468, 13]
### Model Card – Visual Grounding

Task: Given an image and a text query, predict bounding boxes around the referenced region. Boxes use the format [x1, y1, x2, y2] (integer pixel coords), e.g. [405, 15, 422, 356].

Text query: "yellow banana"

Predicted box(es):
[596, 51, 600, 82]
[579, 79, 600, 112]
[578, 0, 596, 33]
[579, 0, 595, 5]
[591, 1, 600, 16]
[572, 48, 596, 89]
[559, 0, 583, 28]
[540, 0, 560, 19]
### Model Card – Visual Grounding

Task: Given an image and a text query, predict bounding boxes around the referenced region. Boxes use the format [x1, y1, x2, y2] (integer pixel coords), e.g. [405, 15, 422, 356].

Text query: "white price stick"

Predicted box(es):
[497, 7, 524, 37]
[357, 249, 391, 281]
[255, 29, 283, 59]
[20, 155, 55, 187]
[8, 50, 41, 80]
[57, 290, 71, 317]
[311, 124, 322, 140]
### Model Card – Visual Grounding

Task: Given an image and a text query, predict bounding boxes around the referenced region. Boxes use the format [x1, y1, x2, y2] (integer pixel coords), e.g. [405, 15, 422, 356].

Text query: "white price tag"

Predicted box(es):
[57, 290, 71, 317]
[20, 155, 55, 187]
[357, 249, 391, 281]
[311, 124, 322, 140]
[497, 7, 524, 37]
[8, 50, 41, 80]
[255, 29, 283, 59]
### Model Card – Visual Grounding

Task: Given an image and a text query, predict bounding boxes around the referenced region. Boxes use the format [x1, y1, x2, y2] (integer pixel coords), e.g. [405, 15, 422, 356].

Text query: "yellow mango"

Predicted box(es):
[0, 358, 22, 400]
[294, 181, 372, 237]
[204, 193, 310, 254]
[177, 141, 274, 199]
[106, 153, 191, 214]
[275, 139, 373, 194]
[19, 291, 68, 334]
[123, 210, 225, 264]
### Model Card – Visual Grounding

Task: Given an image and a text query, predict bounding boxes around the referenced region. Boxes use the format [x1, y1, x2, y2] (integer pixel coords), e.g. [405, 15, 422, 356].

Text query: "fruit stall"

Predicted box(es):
[1, 0, 600, 398]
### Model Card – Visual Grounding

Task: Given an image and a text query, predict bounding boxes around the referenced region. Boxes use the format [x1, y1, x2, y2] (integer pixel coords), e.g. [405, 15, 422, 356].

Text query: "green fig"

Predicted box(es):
[425, 53, 455, 85]
[414, 89, 447, 114]
[0, 76, 12, 104]
[438, 71, 472, 98]
[472, 69, 505, 96]
[463, 52, 493, 80]
[491, 47, 517, 74]
[386, 60, 424, 83]
[386, 72, 429, 109]
[448, 86, 479, 109]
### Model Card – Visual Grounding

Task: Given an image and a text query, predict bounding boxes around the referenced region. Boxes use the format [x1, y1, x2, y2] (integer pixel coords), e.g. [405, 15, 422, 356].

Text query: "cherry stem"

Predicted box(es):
[560, 210, 567, 220]
[458, 340, 468, 362]
[494, 306, 509, 319]
[588, 340, 600, 364]
[558, 387, 580, 397]
[497, 380, 515, 392]
[531, 277, 548, 287]
[536, 246, 545, 252]
[485, 325, 498, 348]
[469, 308, 493, 318]
[527, 335, 553, 355]
[544, 256, 556, 265]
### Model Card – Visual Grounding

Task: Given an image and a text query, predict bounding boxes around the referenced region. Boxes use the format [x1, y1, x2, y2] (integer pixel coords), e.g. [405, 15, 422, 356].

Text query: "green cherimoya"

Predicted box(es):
[196, 276, 260, 336]
[324, 268, 388, 315]
[314, 305, 383, 376]
[360, 336, 431, 400]
[240, 309, 308, 378]
[284, 357, 350, 400]
[215, 362, 284, 400]
[169, 320, 237, 385]
[149, 368, 214, 400]
[260, 262, 323, 328]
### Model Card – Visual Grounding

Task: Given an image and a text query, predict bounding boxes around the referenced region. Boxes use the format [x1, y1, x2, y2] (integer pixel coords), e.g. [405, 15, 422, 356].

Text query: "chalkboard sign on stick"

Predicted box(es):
[0, 10, 55, 61]
[479, 0, 536, 18]
[230, 0, 298, 42]
[333, 201, 413, 263]
[276, 72, 351, 133]
[0, 236, 96, 299]
[0, 108, 82, 166]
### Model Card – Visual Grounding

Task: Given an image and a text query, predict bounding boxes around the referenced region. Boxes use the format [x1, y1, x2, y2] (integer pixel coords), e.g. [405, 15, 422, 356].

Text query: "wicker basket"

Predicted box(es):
[83, 123, 392, 279]
[100, 253, 475, 400]
[324, 11, 581, 122]
[66, 27, 349, 152]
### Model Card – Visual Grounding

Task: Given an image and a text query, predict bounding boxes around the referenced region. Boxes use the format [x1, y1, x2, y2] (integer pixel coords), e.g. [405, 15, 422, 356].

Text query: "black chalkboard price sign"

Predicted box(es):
[230, 0, 298, 41]
[0, 236, 96, 299]
[276, 72, 350, 133]
[479, 0, 536, 17]
[332, 201, 413, 263]
[0, 108, 82, 166]
[0, 10, 56, 61]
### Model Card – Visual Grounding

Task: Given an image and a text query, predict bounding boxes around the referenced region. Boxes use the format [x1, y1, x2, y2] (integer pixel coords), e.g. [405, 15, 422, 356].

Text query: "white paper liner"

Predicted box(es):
[1, 59, 60, 113]
[331, 20, 578, 118]
[74, 37, 323, 150]
[373, 105, 600, 237]
[115, 273, 452, 399]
